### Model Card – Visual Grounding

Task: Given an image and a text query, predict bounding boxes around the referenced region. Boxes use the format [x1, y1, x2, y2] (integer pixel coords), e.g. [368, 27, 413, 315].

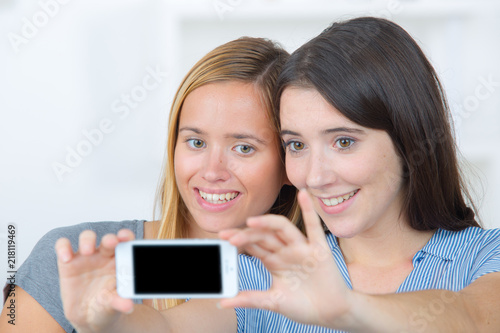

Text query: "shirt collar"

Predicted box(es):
[418, 227, 478, 261]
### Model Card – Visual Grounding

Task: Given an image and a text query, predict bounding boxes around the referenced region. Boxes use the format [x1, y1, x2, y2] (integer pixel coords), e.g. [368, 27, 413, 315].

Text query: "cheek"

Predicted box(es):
[344, 154, 384, 187]
[351, 152, 403, 192]
[345, 157, 370, 183]
[173, 149, 196, 185]
[173, 151, 184, 186]
[241, 154, 284, 192]
[381, 155, 405, 193]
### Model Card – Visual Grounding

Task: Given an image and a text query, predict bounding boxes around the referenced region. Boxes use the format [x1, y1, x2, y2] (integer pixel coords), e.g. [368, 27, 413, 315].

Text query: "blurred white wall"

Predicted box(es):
[1, 0, 499, 273]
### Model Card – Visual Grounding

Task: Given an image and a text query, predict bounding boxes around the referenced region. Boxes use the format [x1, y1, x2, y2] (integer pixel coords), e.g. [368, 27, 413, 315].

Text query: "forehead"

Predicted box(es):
[280, 87, 354, 127]
[179, 81, 276, 141]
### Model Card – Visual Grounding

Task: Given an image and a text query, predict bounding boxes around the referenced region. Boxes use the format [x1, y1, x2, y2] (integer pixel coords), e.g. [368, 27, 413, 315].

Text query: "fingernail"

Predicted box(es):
[216, 302, 221, 309]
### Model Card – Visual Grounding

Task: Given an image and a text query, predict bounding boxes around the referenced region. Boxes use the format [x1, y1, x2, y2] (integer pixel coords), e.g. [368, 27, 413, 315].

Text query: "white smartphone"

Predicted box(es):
[115, 239, 238, 299]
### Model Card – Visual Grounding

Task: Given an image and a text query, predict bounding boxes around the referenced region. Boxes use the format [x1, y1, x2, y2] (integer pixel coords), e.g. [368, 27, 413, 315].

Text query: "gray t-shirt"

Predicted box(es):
[3, 220, 145, 333]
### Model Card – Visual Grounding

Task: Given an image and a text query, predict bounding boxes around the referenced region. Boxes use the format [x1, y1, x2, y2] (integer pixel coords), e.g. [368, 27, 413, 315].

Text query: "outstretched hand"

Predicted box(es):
[219, 189, 354, 329]
[55, 229, 136, 333]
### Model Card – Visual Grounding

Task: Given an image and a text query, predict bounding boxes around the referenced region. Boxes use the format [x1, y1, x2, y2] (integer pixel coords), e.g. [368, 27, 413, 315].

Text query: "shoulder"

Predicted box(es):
[444, 226, 500, 240]
[430, 227, 500, 283]
[6, 220, 144, 333]
[459, 228, 500, 276]
[463, 227, 500, 251]
[48, 219, 146, 238]
[40, 220, 145, 248]
[431, 227, 500, 255]
[19, 220, 145, 275]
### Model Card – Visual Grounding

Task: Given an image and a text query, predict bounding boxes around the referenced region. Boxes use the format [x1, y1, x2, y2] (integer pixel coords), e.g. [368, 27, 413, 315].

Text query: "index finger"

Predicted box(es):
[298, 189, 329, 245]
[117, 229, 135, 242]
[55, 237, 74, 264]
[246, 214, 305, 245]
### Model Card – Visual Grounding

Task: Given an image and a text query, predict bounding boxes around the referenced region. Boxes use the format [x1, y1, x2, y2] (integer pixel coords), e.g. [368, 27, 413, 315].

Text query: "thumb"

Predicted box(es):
[219, 290, 285, 312]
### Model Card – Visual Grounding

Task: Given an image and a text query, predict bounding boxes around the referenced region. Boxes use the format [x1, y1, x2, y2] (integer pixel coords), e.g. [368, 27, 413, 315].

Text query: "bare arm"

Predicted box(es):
[342, 273, 500, 332]
[0, 286, 66, 333]
[158, 299, 236, 332]
[220, 189, 500, 332]
[77, 299, 236, 333]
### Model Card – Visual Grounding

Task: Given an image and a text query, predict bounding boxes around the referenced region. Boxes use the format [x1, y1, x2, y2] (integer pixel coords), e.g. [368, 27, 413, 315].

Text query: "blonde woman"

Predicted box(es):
[1, 37, 299, 332]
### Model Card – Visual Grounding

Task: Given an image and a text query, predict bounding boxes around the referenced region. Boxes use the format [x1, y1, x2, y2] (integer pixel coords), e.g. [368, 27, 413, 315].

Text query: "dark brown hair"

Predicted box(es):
[276, 17, 479, 231]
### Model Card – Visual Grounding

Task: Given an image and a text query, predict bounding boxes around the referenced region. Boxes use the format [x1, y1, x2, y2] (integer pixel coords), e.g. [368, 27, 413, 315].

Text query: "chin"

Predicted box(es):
[198, 224, 224, 235]
[324, 221, 359, 239]
[198, 220, 236, 234]
[333, 231, 358, 239]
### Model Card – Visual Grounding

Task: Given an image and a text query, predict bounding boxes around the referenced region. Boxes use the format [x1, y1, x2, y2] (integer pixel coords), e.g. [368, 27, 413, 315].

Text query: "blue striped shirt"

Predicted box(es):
[235, 227, 500, 332]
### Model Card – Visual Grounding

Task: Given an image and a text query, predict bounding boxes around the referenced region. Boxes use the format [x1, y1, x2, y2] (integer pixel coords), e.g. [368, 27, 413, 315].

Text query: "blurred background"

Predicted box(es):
[1, 0, 499, 273]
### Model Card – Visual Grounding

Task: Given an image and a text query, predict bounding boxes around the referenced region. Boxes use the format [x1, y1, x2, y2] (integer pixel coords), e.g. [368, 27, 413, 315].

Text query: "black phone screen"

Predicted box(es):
[132, 245, 222, 294]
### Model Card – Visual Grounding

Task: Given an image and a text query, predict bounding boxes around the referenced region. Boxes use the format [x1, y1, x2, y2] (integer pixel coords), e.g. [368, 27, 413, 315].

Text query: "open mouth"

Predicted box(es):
[198, 190, 239, 204]
[320, 189, 359, 207]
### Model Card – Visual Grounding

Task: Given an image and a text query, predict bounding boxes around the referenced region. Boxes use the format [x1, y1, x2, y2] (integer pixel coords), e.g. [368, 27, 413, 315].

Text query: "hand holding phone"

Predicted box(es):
[56, 229, 137, 332]
[115, 239, 238, 299]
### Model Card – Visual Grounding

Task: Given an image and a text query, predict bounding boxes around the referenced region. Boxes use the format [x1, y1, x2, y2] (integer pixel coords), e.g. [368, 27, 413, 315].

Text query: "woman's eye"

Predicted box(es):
[235, 145, 254, 154]
[290, 141, 305, 151]
[187, 139, 205, 149]
[283, 140, 305, 154]
[336, 138, 354, 149]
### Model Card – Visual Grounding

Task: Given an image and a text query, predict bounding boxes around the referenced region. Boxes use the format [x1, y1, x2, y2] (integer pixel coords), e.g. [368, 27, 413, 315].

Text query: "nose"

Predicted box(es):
[201, 147, 231, 182]
[305, 148, 336, 190]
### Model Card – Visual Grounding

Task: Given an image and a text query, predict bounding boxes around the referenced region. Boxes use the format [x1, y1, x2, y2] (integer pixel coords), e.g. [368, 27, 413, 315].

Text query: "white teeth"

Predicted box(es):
[199, 190, 238, 204]
[321, 190, 358, 207]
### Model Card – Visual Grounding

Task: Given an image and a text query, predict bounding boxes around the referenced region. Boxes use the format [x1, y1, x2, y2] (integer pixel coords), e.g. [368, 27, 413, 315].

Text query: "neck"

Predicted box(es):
[144, 218, 219, 240]
[338, 220, 435, 267]
[185, 219, 219, 239]
[144, 220, 160, 239]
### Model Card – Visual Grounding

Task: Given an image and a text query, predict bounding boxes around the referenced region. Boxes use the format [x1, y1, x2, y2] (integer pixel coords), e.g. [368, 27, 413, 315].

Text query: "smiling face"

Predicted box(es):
[174, 81, 286, 238]
[280, 87, 407, 238]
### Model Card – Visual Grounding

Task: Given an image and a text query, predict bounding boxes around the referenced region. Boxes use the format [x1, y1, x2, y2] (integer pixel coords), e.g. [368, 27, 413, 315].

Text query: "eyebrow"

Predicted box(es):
[179, 127, 204, 134]
[281, 127, 366, 136]
[178, 127, 268, 145]
[229, 134, 268, 145]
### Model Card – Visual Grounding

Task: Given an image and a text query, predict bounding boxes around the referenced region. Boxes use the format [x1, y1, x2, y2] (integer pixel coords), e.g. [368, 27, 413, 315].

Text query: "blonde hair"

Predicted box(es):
[153, 37, 300, 309]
